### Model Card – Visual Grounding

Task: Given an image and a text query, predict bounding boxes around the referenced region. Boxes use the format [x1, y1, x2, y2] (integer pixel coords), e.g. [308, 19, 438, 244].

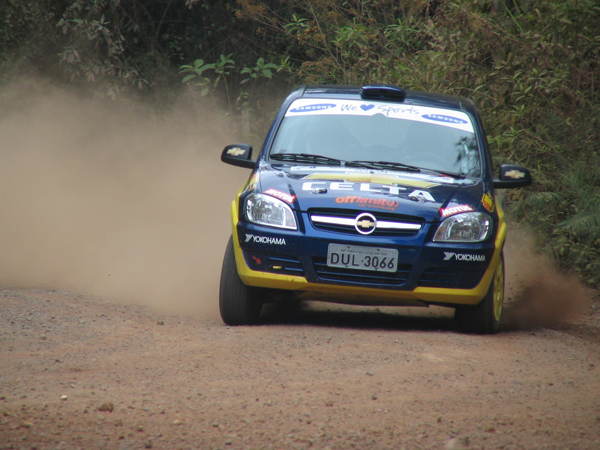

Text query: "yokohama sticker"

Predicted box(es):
[264, 188, 296, 203]
[444, 252, 486, 262]
[439, 204, 475, 218]
[245, 234, 286, 245]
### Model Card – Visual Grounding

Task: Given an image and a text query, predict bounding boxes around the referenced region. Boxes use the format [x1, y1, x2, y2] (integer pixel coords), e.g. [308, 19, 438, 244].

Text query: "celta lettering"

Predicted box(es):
[408, 190, 435, 203]
[303, 181, 406, 195]
[330, 182, 353, 191]
[360, 183, 379, 193]
[302, 181, 326, 191]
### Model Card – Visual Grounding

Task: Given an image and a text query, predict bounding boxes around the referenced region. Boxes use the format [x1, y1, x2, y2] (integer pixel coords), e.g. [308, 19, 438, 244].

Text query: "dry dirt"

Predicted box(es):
[1, 288, 600, 450]
[1, 82, 600, 450]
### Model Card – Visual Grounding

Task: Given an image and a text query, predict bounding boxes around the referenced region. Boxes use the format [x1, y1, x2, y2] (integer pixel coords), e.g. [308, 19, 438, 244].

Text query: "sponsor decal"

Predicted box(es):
[244, 173, 260, 192]
[303, 181, 407, 195]
[505, 169, 526, 179]
[264, 188, 296, 203]
[439, 204, 475, 218]
[335, 196, 399, 211]
[377, 105, 420, 117]
[339, 104, 375, 112]
[422, 114, 468, 125]
[284, 99, 474, 131]
[226, 147, 246, 156]
[252, 255, 262, 265]
[302, 173, 440, 189]
[481, 193, 495, 212]
[245, 234, 286, 245]
[338, 103, 418, 116]
[290, 103, 336, 113]
[408, 190, 435, 203]
[444, 252, 486, 262]
[292, 166, 460, 184]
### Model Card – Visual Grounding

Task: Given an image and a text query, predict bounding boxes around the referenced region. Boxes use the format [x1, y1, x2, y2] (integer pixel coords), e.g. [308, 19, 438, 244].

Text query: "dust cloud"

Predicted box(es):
[0, 80, 250, 318]
[503, 227, 589, 329]
[0, 80, 590, 327]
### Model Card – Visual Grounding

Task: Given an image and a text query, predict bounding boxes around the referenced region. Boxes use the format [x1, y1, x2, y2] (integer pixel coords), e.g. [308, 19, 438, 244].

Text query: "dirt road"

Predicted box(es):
[1, 287, 599, 450]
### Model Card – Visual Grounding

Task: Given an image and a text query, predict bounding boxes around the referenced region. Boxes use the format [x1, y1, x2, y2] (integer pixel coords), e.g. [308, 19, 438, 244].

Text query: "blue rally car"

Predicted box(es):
[219, 85, 532, 333]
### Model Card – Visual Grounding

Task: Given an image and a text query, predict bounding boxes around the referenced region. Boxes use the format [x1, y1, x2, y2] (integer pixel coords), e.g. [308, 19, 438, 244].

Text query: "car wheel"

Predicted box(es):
[219, 236, 263, 325]
[456, 252, 504, 334]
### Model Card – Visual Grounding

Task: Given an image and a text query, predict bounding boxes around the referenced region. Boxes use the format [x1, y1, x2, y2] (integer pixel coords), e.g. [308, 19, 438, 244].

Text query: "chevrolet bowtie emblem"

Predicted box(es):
[357, 220, 375, 228]
[227, 147, 246, 156]
[505, 169, 525, 179]
[354, 212, 377, 235]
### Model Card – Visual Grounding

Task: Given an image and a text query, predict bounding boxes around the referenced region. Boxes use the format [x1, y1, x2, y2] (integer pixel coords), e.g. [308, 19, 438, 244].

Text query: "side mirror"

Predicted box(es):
[493, 164, 532, 189]
[221, 144, 255, 169]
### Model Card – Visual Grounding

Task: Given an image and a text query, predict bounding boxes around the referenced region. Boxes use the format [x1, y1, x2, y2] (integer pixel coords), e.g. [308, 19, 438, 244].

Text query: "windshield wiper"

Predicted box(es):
[346, 160, 421, 173]
[348, 160, 467, 179]
[270, 153, 344, 166]
[421, 168, 466, 179]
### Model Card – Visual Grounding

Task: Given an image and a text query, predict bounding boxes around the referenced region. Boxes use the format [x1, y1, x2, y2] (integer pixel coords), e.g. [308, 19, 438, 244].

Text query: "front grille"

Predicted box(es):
[244, 251, 304, 276]
[313, 256, 411, 286]
[418, 268, 484, 289]
[309, 208, 423, 237]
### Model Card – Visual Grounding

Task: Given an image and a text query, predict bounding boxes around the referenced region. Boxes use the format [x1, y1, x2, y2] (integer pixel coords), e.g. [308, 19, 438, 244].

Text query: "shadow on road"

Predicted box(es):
[259, 302, 461, 332]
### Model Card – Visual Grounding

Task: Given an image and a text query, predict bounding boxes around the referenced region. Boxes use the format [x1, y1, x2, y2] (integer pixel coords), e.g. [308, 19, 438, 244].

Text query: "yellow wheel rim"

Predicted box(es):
[493, 257, 504, 322]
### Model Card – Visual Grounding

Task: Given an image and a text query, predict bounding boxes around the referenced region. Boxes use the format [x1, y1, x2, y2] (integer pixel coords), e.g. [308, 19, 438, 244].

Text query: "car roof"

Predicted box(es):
[296, 84, 477, 116]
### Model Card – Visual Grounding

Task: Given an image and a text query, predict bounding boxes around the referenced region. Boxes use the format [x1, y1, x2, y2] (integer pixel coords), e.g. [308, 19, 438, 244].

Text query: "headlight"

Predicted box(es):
[433, 212, 491, 243]
[245, 193, 297, 230]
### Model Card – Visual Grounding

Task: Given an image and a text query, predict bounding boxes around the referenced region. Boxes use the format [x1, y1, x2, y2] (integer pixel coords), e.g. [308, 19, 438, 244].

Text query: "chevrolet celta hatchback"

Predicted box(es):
[219, 84, 532, 333]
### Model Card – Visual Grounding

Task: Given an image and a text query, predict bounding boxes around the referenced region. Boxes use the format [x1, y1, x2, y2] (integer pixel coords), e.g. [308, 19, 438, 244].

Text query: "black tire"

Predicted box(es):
[219, 236, 263, 325]
[456, 252, 505, 334]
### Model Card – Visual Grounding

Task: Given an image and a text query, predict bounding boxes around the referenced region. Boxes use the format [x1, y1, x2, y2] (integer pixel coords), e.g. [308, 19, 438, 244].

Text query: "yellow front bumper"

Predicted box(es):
[231, 195, 506, 307]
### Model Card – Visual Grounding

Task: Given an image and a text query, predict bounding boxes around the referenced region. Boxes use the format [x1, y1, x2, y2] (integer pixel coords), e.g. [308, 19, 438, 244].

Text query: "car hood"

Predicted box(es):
[251, 164, 487, 222]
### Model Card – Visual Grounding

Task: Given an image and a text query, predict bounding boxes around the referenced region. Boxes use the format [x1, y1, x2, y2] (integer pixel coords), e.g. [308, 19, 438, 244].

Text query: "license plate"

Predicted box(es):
[327, 244, 398, 272]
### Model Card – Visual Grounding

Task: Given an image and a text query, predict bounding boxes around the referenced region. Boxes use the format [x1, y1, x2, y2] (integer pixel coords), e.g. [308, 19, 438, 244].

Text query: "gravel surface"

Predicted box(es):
[1, 287, 599, 450]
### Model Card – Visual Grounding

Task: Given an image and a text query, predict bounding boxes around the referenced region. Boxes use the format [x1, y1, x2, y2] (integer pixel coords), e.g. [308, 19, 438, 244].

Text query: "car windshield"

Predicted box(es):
[269, 99, 481, 177]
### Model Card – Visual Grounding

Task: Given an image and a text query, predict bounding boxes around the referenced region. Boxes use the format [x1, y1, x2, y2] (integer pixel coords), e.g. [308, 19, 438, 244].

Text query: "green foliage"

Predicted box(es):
[180, 59, 216, 97]
[0, 0, 263, 101]
[510, 159, 600, 287]
[0, 0, 56, 81]
[179, 53, 285, 141]
[240, 57, 278, 84]
[239, 57, 280, 109]
[2, 0, 599, 285]
[235, 0, 429, 84]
